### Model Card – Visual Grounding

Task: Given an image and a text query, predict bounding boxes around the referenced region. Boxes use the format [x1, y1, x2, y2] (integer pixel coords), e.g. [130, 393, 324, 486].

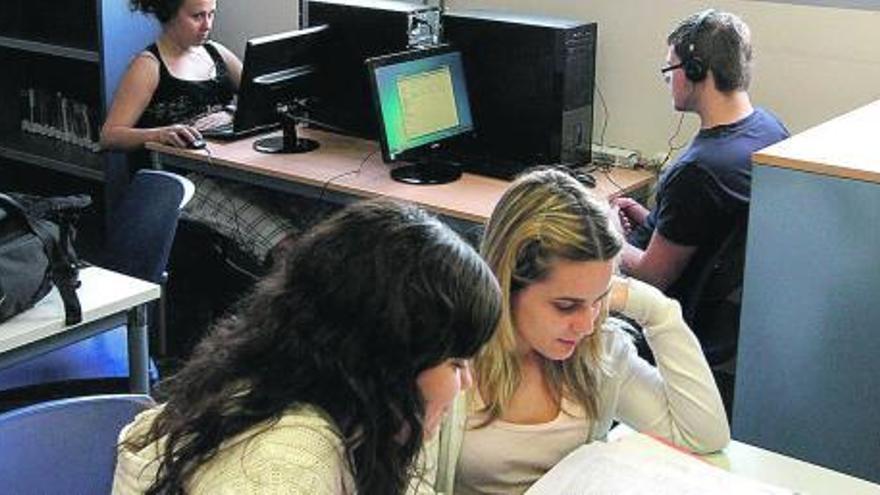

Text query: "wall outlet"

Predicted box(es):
[591, 144, 641, 168]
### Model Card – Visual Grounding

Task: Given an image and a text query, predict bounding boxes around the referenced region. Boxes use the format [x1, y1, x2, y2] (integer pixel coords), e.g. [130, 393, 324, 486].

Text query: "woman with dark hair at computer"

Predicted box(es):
[112, 198, 502, 494]
[100, 0, 302, 266]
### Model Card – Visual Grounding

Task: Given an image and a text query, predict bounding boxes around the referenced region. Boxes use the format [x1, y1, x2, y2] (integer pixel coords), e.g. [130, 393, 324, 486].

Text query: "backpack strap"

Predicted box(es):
[0, 193, 82, 325]
[31, 219, 82, 325]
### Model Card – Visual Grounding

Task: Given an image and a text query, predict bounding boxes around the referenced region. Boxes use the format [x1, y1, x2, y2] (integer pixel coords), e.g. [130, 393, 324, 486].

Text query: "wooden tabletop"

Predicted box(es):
[753, 98, 880, 184]
[147, 128, 656, 224]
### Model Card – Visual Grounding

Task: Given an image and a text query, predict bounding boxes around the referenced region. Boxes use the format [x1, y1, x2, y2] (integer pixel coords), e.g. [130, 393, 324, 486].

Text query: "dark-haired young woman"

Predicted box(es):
[101, 0, 300, 265]
[111, 198, 502, 494]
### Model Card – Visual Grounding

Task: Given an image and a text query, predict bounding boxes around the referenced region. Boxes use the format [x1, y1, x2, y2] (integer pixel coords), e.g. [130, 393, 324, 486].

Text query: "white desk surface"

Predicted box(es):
[611, 425, 880, 494]
[0, 266, 160, 355]
[704, 440, 880, 495]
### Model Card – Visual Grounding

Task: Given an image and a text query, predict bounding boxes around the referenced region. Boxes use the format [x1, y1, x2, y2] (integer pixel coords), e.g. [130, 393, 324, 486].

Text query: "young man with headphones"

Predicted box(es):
[611, 11, 788, 368]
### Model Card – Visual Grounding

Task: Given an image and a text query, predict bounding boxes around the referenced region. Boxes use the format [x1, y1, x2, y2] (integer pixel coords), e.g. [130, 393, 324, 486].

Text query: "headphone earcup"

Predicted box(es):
[683, 56, 707, 82]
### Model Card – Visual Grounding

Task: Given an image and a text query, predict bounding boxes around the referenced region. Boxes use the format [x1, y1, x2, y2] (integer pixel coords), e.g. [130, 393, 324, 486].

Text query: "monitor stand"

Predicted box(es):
[253, 110, 319, 154]
[390, 155, 462, 185]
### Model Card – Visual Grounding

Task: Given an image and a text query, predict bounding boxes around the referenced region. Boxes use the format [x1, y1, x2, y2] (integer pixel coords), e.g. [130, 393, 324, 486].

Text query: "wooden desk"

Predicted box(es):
[0, 266, 160, 394]
[734, 98, 880, 483]
[147, 128, 654, 224]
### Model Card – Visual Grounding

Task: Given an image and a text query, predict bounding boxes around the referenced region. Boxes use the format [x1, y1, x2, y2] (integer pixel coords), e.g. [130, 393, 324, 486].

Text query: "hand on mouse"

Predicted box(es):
[155, 124, 202, 149]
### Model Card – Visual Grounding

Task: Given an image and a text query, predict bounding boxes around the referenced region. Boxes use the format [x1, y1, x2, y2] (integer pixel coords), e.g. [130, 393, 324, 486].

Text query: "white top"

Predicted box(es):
[456, 399, 588, 494]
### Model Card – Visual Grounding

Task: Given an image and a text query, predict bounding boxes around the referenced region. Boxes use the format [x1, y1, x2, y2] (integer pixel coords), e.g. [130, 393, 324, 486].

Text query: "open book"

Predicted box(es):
[525, 433, 795, 495]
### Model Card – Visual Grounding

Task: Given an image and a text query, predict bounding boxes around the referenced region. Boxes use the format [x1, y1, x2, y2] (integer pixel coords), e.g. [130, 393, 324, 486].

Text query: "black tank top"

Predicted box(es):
[137, 42, 236, 128]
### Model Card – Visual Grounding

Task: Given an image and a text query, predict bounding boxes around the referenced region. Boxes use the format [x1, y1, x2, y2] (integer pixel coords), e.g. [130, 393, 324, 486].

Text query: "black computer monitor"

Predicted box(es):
[366, 45, 474, 184]
[238, 24, 329, 154]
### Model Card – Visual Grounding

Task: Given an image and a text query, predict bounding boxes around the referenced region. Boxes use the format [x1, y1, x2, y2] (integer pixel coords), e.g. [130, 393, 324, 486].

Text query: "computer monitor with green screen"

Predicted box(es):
[367, 45, 474, 185]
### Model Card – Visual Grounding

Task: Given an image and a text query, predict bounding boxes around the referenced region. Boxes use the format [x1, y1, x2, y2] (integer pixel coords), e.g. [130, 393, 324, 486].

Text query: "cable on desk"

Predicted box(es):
[578, 160, 624, 196]
[601, 168, 624, 195]
[201, 143, 214, 166]
[595, 83, 610, 148]
[188, 143, 256, 270]
[307, 149, 378, 227]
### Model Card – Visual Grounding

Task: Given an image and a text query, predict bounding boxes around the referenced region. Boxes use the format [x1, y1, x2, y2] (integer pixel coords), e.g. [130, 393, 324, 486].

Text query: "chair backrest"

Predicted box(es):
[101, 170, 195, 283]
[681, 218, 749, 366]
[0, 394, 155, 494]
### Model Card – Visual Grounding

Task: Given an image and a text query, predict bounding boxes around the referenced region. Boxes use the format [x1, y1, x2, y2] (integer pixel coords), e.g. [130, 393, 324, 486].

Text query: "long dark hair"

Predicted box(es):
[130, 199, 501, 494]
[129, 0, 185, 24]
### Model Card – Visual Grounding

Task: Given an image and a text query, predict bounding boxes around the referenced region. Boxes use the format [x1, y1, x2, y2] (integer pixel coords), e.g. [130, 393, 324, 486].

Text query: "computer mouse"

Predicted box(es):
[574, 171, 596, 188]
[188, 138, 207, 150]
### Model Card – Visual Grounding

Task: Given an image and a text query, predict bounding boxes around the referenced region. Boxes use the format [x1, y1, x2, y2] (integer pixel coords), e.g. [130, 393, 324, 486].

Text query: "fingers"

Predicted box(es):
[612, 196, 637, 209]
[620, 214, 632, 235]
[609, 205, 627, 237]
[612, 206, 633, 237]
[162, 124, 202, 148]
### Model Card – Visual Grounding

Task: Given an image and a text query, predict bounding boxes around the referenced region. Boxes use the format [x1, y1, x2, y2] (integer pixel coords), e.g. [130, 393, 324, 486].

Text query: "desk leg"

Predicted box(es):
[127, 304, 150, 394]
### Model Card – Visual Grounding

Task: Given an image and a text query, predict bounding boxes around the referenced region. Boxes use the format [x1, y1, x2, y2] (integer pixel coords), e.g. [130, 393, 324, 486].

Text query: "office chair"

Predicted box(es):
[0, 170, 193, 402]
[0, 393, 155, 494]
[681, 219, 748, 366]
[680, 219, 748, 416]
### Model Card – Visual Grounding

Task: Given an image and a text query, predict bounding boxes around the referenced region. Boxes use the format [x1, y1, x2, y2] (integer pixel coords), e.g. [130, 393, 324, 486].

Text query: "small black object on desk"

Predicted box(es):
[253, 108, 320, 154]
[188, 138, 207, 150]
[573, 171, 596, 188]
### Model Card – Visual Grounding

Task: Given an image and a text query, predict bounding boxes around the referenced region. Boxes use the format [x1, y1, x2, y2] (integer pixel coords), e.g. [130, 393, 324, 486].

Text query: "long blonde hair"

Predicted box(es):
[476, 168, 623, 424]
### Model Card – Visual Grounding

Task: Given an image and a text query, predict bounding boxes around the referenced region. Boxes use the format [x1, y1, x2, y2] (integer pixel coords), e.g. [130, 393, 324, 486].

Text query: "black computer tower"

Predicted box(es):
[443, 10, 597, 167]
[307, 0, 440, 137]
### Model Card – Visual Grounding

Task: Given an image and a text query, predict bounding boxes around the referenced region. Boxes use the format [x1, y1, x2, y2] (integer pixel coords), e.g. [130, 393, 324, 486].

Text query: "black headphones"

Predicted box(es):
[681, 9, 715, 82]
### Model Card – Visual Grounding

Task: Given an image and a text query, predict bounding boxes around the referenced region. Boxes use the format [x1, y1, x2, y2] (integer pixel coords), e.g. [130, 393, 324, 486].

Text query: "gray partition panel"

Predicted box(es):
[733, 164, 880, 483]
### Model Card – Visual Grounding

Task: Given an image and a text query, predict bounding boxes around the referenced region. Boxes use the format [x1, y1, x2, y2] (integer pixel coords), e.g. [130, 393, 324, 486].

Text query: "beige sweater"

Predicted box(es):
[112, 404, 441, 494]
[112, 405, 353, 494]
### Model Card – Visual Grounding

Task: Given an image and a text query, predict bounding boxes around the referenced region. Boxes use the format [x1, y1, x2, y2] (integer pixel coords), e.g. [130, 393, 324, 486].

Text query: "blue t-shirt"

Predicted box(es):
[630, 107, 789, 300]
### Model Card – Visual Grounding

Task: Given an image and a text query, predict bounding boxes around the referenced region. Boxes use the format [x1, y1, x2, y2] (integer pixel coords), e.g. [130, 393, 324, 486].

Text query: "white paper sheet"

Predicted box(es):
[525, 433, 795, 495]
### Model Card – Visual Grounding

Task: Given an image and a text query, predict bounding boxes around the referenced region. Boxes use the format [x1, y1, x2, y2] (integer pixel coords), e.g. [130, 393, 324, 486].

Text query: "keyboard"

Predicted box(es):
[200, 121, 280, 141]
[200, 121, 234, 139]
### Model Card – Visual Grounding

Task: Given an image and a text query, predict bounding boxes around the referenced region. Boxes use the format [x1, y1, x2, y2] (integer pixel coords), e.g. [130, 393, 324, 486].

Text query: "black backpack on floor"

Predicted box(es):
[0, 193, 90, 325]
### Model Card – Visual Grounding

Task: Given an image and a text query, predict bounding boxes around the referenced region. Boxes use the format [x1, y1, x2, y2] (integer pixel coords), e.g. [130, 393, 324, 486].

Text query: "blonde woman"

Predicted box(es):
[429, 168, 729, 494]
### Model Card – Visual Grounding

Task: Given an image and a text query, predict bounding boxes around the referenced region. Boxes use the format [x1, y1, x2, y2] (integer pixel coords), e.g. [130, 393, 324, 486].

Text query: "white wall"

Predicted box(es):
[215, 0, 880, 158]
[212, 0, 300, 58]
[450, 0, 880, 158]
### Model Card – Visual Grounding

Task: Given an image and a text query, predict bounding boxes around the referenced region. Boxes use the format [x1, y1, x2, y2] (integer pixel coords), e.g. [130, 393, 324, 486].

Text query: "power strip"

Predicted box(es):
[591, 144, 641, 168]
